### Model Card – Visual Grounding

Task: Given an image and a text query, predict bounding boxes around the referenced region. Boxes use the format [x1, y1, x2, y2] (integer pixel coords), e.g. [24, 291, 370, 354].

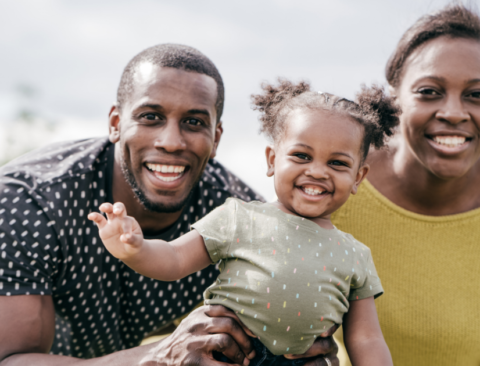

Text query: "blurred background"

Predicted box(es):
[0, 0, 452, 199]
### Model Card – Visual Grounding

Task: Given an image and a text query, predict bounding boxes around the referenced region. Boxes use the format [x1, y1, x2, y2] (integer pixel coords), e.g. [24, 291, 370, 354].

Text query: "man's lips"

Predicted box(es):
[145, 163, 188, 182]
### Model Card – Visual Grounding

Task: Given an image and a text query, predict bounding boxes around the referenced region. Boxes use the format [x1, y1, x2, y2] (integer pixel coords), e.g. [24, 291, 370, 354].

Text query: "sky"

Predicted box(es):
[0, 0, 454, 199]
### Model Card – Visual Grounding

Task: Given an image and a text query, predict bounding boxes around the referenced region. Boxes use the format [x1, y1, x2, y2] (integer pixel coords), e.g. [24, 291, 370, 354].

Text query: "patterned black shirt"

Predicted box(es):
[0, 137, 262, 358]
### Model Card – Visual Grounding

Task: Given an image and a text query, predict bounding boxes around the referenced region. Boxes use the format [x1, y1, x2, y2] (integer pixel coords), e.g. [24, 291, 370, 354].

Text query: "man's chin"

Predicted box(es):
[138, 193, 189, 214]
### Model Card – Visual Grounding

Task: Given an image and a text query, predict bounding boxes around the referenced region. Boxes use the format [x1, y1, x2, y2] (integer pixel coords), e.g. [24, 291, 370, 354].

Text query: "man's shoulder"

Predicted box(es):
[201, 159, 264, 203]
[0, 137, 112, 191]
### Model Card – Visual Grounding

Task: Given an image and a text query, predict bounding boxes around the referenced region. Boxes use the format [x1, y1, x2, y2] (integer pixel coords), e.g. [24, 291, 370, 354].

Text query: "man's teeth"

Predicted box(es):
[303, 187, 325, 196]
[433, 136, 466, 147]
[146, 163, 186, 173]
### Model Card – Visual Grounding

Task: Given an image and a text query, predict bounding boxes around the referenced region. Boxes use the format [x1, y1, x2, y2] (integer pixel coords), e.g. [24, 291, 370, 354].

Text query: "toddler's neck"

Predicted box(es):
[269, 201, 335, 230]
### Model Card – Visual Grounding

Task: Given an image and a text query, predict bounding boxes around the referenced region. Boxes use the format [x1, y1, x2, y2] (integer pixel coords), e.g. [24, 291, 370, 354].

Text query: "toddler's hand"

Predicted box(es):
[88, 202, 144, 260]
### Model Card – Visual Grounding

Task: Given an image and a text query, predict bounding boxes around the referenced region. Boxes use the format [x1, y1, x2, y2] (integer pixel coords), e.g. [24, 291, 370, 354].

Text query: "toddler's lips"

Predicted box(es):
[300, 185, 329, 196]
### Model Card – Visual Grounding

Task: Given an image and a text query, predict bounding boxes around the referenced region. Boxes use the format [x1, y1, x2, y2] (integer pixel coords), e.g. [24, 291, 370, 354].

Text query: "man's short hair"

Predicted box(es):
[117, 44, 225, 122]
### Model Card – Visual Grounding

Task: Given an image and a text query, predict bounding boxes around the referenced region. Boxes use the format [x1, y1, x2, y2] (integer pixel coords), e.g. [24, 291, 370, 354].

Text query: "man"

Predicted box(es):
[0, 44, 338, 365]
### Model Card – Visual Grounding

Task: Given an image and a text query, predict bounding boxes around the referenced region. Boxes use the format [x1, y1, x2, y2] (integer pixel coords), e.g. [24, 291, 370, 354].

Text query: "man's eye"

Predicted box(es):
[294, 153, 310, 160]
[184, 118, 203, 126]
[142, 113, 159, 121]
[467, 90, 480, 99]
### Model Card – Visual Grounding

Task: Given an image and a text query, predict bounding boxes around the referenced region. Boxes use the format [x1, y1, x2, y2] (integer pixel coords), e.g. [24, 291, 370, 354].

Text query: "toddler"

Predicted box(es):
[89, 79, 398, 366]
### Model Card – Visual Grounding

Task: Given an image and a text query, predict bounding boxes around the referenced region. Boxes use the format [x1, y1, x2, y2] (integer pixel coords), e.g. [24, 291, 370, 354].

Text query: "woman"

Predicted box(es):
[332, 4, 480, 366]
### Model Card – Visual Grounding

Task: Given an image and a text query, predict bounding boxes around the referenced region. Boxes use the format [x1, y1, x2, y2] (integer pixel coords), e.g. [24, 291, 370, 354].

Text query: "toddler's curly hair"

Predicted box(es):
[251, 79, 401, 162]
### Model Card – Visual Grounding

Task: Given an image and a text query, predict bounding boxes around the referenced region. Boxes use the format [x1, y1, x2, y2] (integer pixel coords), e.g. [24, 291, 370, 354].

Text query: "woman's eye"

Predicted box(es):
[418, 88, 440, 96]
[184, 118, 203, 126]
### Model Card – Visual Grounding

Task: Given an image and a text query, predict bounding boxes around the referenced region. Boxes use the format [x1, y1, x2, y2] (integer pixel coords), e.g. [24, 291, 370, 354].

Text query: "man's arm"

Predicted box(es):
[0, 300, 257, 366]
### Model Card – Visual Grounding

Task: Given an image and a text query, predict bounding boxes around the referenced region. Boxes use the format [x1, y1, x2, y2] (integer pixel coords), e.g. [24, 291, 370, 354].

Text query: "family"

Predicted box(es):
[1, 4, 480, 366]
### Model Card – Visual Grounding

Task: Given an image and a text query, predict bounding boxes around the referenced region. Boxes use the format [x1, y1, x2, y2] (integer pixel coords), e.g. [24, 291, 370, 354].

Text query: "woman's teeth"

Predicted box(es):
[432, 136, 466, 147]
[145, 163, 185, 182]
[303, 187, 326, 196]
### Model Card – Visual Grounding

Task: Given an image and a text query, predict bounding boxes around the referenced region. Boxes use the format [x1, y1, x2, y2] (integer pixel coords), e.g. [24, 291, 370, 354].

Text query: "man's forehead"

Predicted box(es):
[128, 63, 218, 111]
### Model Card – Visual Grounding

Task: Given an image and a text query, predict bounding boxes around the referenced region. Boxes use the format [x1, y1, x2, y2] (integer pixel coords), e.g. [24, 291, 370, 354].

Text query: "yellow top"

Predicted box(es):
[331, 180, 480, 366]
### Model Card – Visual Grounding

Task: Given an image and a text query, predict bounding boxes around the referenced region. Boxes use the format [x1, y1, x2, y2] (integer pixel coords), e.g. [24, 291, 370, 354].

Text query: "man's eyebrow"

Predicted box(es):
[136, 103, 164, 110]
[187, 109, 211, 117]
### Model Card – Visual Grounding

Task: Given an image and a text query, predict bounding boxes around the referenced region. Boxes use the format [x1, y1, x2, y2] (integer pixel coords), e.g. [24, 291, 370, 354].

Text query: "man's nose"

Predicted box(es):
[153, 120, 187, 152]
[436, 95, 471, 125]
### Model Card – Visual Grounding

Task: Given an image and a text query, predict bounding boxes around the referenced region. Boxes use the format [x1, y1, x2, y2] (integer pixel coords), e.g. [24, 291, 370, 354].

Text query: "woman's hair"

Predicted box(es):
[251, 79, 400, 162]
[386, 3, 480, 87]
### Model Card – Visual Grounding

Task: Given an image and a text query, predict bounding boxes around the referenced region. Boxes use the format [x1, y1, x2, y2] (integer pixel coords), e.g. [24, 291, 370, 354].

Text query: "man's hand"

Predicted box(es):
[88, 202, 145, 260]
[284, 325, 340, 366]
[141, 305, 256, 366]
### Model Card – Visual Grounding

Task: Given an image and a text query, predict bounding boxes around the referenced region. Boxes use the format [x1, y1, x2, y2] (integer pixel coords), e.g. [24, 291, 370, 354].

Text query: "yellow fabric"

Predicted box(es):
[331, 180, 480, 366]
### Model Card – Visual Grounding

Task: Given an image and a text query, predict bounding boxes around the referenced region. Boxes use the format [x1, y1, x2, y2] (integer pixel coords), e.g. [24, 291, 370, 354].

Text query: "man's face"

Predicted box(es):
[109, 65, 222, 213]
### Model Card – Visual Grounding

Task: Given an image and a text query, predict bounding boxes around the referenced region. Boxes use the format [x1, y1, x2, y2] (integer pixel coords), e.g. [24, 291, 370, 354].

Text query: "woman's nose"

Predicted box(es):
[153, 120, 187, 152]
[435, 95, 471, 125]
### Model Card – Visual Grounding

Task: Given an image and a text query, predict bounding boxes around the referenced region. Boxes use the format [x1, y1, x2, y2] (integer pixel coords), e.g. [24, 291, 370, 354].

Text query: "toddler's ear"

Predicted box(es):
[265, 146, 276, 177]
[351, 164, 369, 195]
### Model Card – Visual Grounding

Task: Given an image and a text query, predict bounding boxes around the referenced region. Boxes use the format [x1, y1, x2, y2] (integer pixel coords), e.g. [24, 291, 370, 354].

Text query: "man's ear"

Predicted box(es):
[108, 105, 121, 143]
[265, 145, 276, 177]
[209, 121, 223, 159]
[351, 163, 369, 195]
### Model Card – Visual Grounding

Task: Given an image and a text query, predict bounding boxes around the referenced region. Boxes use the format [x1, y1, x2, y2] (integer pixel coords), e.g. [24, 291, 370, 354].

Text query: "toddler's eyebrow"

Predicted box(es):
[331, 151, 354, 160]
[292, 143, 313, 150]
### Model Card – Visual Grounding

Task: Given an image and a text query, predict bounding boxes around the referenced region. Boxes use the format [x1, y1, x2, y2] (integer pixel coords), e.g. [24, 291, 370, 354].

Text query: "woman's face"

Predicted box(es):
[394, 37, 480, 180]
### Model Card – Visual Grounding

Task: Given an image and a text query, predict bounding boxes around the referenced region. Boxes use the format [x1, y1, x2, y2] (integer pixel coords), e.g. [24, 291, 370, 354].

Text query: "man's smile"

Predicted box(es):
[145, 163, 189, 182]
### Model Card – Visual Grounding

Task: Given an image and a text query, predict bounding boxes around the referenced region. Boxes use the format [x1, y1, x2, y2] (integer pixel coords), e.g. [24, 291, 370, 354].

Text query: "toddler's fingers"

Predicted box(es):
[99, 203, 115, 221]
[87, 212, 108, 229]
[113, 202, 127, 217]
[120, 231, 143, 247]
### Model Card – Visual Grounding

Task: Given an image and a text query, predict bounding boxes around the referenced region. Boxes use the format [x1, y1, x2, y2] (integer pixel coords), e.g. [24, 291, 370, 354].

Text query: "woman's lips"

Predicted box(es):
[427, 135, 471, 155]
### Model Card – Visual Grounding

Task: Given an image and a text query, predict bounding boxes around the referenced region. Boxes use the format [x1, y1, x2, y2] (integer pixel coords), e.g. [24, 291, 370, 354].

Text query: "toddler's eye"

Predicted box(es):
[184, 118, 203, 126]
[330, 160, 347, 167]
[293, 153, 310, 160]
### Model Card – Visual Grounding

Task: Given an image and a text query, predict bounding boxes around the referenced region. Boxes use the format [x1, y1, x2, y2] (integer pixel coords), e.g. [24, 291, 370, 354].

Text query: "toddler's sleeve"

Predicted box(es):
[191, 198, 237, 264]
[348, 248, 383, 301]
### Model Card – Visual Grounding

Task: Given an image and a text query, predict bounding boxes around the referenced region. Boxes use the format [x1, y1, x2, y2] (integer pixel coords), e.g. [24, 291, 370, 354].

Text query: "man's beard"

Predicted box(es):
[120, 158, 195, 214]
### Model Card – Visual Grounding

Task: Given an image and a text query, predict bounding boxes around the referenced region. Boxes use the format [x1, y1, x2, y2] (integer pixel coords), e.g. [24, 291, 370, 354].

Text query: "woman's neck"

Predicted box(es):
[367, 139, 480, 216]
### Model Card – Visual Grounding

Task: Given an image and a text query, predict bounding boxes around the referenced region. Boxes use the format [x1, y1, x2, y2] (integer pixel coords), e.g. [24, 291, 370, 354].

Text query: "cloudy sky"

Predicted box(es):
[0, 0, 453, 198]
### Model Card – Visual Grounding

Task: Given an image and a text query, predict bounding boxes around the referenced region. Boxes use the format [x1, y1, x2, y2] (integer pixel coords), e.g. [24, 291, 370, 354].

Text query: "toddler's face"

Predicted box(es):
[266, 108, 368, 225]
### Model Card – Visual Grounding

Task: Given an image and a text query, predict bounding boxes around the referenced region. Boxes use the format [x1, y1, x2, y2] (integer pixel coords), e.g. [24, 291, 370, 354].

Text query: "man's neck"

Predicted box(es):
[111, 157, 183, 236]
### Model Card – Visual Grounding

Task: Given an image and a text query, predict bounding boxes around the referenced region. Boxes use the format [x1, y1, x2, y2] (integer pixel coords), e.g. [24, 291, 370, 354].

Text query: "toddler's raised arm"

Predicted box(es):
[342, 297, 393, 366]
[88, 202, 212, 281]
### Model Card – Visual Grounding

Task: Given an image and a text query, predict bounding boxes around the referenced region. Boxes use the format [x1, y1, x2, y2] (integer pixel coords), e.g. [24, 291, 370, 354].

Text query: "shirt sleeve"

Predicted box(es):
[348, 247, 383, 301]
[191, 197, 237, 263]
[0, 183, 58, 296]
